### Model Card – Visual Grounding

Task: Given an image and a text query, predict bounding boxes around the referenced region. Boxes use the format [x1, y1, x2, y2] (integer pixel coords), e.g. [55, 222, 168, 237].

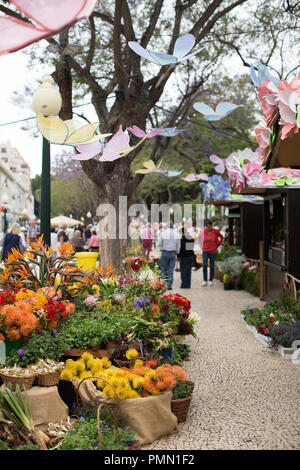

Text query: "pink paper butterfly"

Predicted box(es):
[74, 126, 131, 162]
[210, 155, 225, 174]
[182, 173, 208, 182]
[0, 0, 98, 56]
[127, 126, 165, 139]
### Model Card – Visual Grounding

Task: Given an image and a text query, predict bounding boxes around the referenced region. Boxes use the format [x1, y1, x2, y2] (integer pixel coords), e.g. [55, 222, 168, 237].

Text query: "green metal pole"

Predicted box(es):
[40, 137, 51, 247]
[3, 209, 7, 233]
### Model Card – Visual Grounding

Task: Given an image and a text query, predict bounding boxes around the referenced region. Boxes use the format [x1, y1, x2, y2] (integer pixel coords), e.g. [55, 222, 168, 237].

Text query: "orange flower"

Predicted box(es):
[19, 324, 33, 337]
[66, 303, 76, 315]
[130, 366, 146, 376]
[142, 378, 156, 393]
[152, 304, 160, 315]
[0, 333, 4, 342]
[6, 327, 21, 341]
[48, 321, 57, 329]
[141, 390, 149, 398]
[155, 380, 166, 391]
[161, 373, 176, 388]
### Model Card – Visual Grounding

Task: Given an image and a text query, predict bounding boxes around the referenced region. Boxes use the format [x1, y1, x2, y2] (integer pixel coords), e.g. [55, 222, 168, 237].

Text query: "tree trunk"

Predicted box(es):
[96, 158, 132, 271]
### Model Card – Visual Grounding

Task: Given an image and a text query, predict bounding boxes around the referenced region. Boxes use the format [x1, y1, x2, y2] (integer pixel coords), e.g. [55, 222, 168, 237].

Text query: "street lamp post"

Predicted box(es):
[32, 77, 62, 247]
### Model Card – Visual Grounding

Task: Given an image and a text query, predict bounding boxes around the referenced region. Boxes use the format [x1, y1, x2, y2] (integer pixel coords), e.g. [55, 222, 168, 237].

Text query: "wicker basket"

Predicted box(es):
[171, 395, 192, 423]
[35, 368, 63, 387]
[0, 371, 36, 391]
[76, 376, 139, 450]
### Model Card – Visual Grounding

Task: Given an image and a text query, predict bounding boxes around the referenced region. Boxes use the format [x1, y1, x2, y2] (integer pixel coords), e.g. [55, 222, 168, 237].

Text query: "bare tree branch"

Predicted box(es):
[85, 15, 96, 72]
[140, 0, 164, 48]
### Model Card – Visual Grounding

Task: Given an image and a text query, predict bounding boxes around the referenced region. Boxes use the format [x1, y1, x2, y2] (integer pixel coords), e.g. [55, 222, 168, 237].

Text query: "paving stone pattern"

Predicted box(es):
[143, 269, 300, 450]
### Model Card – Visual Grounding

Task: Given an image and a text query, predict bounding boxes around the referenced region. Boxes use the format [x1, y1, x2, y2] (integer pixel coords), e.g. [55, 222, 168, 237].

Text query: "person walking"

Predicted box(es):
[69, 229, 85, 253]
[57, 224, 68, 244]
[178, 228, 195, 289]
[27, 219, 39, 245]
[141, 222, 154, 257]
[88, 230, 99, 252]
[158, 222, 180, 290]
[1, 223, 25, 261]
[198, 219, 223, 287]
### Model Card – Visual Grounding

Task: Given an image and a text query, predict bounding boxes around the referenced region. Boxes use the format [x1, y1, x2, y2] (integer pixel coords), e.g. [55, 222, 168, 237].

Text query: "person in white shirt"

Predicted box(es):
[158, 223, 181, 290]
[20, 228, 26, 250]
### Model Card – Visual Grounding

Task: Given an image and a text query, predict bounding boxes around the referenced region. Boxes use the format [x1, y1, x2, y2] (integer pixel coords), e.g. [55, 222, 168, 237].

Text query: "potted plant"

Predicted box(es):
[171, 380, 194, 422]
[223, 274, 233, 290]
[217, 255, 246, 290]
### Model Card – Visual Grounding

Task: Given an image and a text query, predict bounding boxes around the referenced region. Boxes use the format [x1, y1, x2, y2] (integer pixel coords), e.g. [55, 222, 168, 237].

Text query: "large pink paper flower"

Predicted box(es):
[225, 153, 246, 192]
[0, 0, 98, 56]
[257, 80, 278, 127]
[277, 79, 299, 139]
[242, 161, 264, 186]
[254, 120, 271, 163]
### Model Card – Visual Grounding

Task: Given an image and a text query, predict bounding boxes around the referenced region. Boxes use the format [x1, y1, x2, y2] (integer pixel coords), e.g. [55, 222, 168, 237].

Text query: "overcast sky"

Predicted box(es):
[0, 43, 98, 177]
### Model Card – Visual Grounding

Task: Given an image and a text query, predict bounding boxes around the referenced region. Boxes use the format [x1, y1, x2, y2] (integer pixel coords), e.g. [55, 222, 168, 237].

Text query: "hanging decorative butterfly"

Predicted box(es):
[127, 126, 165, 139]
[193, 102, 242, 121]
[128, 33, 202, 66]
[0, 0, 98, 56]
[182, 173, 208, 182]
[162, 169, 184, 178]
[135, 160, 164, 174]
[156, 127, 187, 137]
[37, 114, 111, 146]
[209, 155, 226, 174]
[250, 63, 280, 88]
[74, 125, 151, 162]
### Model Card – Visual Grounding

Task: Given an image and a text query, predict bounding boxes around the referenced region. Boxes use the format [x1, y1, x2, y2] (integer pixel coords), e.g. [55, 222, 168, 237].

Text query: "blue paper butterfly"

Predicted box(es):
[128, 34, 201, 66]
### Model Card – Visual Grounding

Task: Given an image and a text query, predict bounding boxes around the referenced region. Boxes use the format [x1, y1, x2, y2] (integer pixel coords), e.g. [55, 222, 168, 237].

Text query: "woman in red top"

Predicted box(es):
[198, 220, 223, 286]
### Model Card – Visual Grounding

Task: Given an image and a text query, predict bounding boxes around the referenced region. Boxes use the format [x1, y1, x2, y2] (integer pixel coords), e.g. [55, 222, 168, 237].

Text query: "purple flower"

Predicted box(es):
[66, 348, 71, 356]
[51, 330, 57, 338]
[79, 417, 85, 422]
[17, 349, 25, 356]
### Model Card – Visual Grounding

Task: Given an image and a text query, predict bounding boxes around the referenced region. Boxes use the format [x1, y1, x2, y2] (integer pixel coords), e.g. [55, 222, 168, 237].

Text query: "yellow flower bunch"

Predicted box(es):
[60, 353, 112, 382]
[125, 348, 139, 360]
[92, 284, 100, 294]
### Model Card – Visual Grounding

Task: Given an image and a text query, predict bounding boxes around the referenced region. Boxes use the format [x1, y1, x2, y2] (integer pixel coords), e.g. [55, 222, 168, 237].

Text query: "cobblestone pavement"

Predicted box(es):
[143, 268, 300, 450]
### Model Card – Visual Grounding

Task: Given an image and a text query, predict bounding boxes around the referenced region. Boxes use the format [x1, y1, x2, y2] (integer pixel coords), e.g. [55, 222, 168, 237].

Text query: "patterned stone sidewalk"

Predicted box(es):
[143, 269, 300, 450]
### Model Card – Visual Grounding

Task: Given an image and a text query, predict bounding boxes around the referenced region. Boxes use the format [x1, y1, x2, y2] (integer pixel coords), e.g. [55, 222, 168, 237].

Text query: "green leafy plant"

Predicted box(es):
[175, 343, 191, 360]
[59, 417, 137, 450]
[0, 440, 9, 450]
[57, 311, 134, 350]
[0, 384, 48, 449]
[71, 399, 124, 426]
[172, 381, 194, 400]
[242, 269, 260, 297]
[15, 443, 40, 450]
[269, 323, 300, 348]
[216, 242, 238, 262]
[6, 330, 70, 367]
[217, 255, 246, 280]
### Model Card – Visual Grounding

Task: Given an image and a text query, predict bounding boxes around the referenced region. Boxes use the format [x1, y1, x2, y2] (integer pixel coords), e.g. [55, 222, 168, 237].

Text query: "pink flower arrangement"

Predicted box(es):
[225, 153, 246, 192]
[257, 80, 278, 127]
[277, 78, 299, 139]
[254, 120, 271, 163]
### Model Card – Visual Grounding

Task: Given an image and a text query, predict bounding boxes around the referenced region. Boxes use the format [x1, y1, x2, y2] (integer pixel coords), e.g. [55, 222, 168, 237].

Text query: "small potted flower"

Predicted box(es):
[171, 380, 194, 422]
[223, 274, 233, 290]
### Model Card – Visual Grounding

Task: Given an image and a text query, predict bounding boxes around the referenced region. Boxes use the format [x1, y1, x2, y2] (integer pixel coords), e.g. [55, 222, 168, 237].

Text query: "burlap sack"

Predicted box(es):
[72, 379, 178, 445]
[1, 384, 68, 431]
